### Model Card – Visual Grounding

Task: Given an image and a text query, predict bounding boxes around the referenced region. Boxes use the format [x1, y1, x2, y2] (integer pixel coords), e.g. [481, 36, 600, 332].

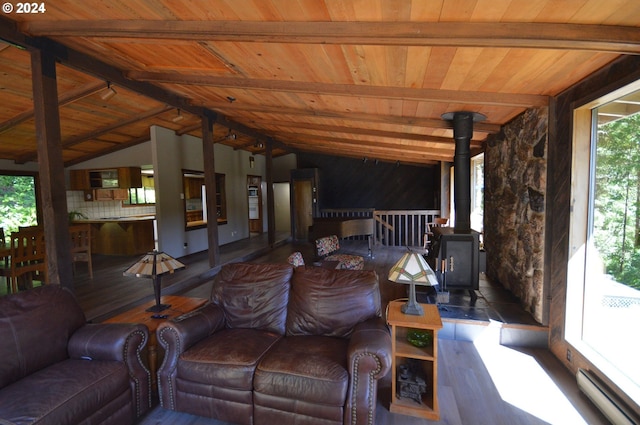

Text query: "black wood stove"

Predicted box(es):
[426, 111, 485, 302]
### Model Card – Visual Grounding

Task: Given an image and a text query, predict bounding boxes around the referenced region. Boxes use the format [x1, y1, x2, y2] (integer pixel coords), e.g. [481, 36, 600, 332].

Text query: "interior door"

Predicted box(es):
[293, 179, 313, 241]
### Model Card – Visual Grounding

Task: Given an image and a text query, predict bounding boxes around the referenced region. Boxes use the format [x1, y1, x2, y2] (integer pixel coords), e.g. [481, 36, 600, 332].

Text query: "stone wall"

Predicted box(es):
[484, 107, 548, 323]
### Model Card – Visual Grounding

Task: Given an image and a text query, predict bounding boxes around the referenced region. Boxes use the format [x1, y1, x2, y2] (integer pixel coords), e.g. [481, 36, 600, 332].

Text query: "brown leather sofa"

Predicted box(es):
[0, 285, 151, 425]
[157, 263, 392, 425]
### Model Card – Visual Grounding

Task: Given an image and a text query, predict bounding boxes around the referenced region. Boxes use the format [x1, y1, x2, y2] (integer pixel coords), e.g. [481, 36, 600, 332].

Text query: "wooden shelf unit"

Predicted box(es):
[387, 301, 443, 420]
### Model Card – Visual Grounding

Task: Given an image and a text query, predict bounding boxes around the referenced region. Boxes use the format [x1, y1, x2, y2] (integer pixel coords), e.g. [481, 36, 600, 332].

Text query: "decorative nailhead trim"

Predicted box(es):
[349, 352, 382, 425]
[157, 326, 181, 410]
[123, 328, 151, 417]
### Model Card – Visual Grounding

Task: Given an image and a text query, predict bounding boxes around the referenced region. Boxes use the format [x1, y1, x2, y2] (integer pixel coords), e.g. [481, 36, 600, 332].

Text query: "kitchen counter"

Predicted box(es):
[78, 215, 155, 223]
[74, 216, 155, 255]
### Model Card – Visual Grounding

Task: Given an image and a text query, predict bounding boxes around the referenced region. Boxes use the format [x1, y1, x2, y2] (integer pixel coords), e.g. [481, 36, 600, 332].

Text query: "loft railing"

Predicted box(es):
[373, 210, 441, 247]
[318, 208, 375, 241]
[319, 209, 442, 247]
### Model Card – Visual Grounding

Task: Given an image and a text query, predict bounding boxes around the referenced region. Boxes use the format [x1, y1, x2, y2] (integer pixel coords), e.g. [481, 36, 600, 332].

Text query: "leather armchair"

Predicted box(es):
[0, 285, 151, 425]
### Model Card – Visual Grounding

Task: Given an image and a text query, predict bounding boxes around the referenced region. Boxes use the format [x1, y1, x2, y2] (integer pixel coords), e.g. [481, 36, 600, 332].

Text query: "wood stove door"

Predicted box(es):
[439, 234, 479, 291]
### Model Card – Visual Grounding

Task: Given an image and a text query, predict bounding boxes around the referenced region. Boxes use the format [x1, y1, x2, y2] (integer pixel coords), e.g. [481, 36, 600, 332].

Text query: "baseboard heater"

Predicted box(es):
[576, 368, 639, 425]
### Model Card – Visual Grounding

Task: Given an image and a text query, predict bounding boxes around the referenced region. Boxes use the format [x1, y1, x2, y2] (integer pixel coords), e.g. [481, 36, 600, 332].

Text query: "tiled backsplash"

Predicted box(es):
[66, 191, 156, 219]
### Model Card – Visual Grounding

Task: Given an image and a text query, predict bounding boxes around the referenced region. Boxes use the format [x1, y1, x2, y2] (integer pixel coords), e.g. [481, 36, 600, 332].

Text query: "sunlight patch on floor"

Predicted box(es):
[473, 322, 588, 425]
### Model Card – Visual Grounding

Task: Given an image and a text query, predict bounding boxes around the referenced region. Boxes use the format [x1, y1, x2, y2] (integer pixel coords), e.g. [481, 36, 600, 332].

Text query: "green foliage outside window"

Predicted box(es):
[593, 113, 640, 290]
[0, 175, 38, 235]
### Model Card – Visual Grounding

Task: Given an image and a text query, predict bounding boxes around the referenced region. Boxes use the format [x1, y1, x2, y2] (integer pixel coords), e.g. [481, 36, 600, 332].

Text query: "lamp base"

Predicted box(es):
[146, 303, 171, 313]
[401, 301, 424, 316]
[401, 282, 424, 316]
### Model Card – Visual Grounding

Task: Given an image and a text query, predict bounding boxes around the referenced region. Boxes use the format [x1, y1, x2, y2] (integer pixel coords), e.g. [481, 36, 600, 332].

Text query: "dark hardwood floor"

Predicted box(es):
[0, 234, 608, 425]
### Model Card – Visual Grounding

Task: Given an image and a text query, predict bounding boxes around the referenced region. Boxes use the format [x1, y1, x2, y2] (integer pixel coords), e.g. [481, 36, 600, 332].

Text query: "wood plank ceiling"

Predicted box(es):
[1, 0, 640, 167]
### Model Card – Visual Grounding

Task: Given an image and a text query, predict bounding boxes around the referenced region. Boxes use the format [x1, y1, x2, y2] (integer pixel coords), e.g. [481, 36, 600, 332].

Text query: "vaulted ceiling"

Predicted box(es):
[1, 0, 640, 167]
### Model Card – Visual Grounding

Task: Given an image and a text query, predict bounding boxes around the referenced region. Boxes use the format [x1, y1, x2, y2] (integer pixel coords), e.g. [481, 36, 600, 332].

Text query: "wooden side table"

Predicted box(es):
[387, 300, 443, 420]
[104, 295, 208, 386]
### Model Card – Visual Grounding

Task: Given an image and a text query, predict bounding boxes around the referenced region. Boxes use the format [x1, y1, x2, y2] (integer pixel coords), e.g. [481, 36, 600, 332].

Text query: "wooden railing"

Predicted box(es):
[318, 208, 375, 241]
[319, 209, 441, 247]
[373, 210, 441, 247]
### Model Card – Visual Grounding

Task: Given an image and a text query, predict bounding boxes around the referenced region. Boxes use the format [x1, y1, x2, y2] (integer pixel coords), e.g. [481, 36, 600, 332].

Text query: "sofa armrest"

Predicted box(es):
[156, 303, 225, 410]
[345, 317, 392, 425]
[68, 323, 151, 418]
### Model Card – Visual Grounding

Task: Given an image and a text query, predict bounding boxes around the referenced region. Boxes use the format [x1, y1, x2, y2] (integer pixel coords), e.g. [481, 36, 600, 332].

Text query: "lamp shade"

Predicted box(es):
[388, 251, 438, 286]
[124, 251, 186, 315]
[124, 251, 185, 278]
[388, 251, 438, 316]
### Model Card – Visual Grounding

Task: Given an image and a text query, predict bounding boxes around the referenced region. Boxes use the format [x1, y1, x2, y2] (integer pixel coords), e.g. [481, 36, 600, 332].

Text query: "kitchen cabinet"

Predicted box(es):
[186, 210, 203, 222]
[184, 176, 204, 199]
[117, 167, 143, 188]
[70, 167, 142, 191]
[84, 188, 129, 202]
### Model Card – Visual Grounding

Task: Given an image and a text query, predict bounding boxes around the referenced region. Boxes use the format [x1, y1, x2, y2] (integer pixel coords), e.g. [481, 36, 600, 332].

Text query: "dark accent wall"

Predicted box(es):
[296, 153, 438, 210]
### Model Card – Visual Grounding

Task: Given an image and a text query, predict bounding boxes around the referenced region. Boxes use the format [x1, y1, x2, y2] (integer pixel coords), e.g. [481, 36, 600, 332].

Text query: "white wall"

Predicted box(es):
[67, 143, 153, 171]
[151, 126, 185, 257]
[0, 160, 39, 172]
[273, 182, 291, 232]
[56, 126, 296, 259]
[149, 126, 293, 258]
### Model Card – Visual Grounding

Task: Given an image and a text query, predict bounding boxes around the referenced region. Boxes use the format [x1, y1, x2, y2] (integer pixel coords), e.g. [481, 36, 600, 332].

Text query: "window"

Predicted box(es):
[471, 153, 484, 233]
[124, 172, 155, 206]
[0, 172, 39, 235]
[125, 186, 156, 205]
[568, 83, 640, 405]
[182, 170, 226, 230]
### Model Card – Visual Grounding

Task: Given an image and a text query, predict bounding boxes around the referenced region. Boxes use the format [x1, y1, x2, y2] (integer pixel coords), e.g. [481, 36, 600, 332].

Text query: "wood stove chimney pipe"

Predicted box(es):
[442, 111, 486, 234]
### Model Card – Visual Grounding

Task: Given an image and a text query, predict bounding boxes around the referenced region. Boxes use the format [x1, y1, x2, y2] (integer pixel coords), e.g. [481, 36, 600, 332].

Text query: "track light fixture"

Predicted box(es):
[172, 109, 184, 123]
[100, 82, 117, 101]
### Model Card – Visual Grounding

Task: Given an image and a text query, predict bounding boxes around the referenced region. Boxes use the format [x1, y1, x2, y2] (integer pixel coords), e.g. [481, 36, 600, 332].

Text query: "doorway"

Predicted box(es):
[273, 182, 291, 235]
[292, 179, 313, 241]
[247, 175, 262, 235]
[290, 168, 319, 242]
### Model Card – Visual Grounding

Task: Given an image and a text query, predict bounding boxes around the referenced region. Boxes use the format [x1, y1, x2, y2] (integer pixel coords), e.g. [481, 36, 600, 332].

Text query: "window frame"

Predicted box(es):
[568, 80, 640, 406]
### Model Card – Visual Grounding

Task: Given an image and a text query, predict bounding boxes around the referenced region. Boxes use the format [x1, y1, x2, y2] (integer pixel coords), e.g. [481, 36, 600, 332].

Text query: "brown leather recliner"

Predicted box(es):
[0, 285, 151, 425]
[157, 263, 391, 425]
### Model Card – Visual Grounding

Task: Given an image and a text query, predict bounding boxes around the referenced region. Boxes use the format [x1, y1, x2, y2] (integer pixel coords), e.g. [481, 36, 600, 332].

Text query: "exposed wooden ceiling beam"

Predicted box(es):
[204, 101, 502, 133]
[20, 21, 640, 54]
[18, 105, 172, 163]
[277, 132, 454, 161]
[0, 15, 207, 117]
[247, 119, 483, 146]
[127, 71, 548, 108]
[283, 139, 443, 165]
[0, 80, 106, 134]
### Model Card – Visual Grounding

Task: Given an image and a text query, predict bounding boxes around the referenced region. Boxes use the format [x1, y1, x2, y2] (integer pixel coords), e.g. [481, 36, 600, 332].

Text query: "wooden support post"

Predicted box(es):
[266, 138, 276, 246]
[202, 112, 220, 267]
[30, 48, 73, 288]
